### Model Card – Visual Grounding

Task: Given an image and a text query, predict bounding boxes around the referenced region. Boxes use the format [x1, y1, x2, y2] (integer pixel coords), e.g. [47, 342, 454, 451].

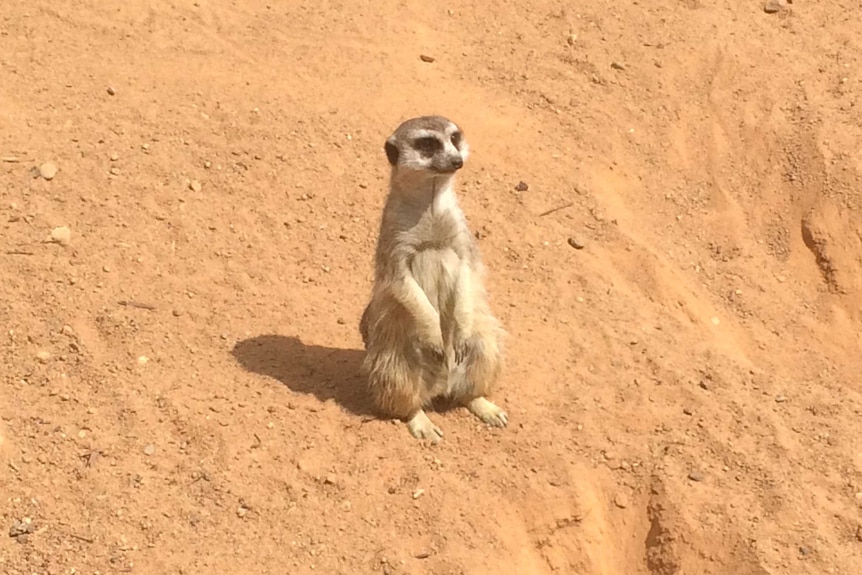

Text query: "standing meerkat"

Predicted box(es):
[359, 115, 508, 443]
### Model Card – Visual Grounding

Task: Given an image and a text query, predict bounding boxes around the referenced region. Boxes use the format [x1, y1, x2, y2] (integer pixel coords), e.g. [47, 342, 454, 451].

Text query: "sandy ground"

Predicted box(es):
[2, 1, 862, 573]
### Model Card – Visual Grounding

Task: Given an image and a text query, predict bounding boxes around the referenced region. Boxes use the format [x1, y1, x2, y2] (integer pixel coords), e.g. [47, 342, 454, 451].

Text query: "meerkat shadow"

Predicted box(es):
[231, 335, 375, 417]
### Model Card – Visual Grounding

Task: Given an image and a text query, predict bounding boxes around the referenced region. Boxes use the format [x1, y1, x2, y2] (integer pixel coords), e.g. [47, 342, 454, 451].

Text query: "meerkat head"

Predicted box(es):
[383, 115, 470, 179]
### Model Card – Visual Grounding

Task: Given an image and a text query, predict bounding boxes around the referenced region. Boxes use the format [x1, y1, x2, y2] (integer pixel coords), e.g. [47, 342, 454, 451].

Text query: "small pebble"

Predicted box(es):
[109, 167, 120, 176]
[567, 236, 586, 250]
[613, 493, 629, 509]
[189, 180, 202, 193]
[107, 86, 116, 96]
[35, 350, 51, 363]
[236, 506, 248, 518]
[172, 309, 184, 317]
[412, 488, 425, 499]
[775, 394, 787, 403]
[50, 226, 72, 246]
[514, 181, 529, 192]
[688, 471, 705, 482]
[336, 318, 346, 325]
[110, 153, 119, 162]
[611, 62, 626, 70]
[419, 54, 436, 63]
[8, 520, 32, 538]
[39, 162, 57, 180]
[763, 0, 785, 13]
[683, 407, 693, 416]
[137, 355, 149, 365]
[566, 33, 577, 46]
[143, 444, 155, 456]
[324, 474, 337, 486]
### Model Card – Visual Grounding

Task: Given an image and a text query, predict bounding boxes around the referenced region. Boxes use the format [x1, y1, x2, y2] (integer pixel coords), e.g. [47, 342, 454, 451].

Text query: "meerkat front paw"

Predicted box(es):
[406, 410, 444, 443]
[452, 332, 471, 365]
[419, 328, 447, 367]
[420, 341, 446, 366]
[465, 397, 508, 428]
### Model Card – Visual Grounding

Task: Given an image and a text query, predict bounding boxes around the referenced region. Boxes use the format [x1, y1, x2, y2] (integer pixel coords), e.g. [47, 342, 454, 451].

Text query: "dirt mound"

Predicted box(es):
[2, 1, 861, 573]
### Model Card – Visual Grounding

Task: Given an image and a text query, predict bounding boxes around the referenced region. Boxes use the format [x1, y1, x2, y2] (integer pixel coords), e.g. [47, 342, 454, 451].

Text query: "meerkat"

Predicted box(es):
[358, 115, 507, 443]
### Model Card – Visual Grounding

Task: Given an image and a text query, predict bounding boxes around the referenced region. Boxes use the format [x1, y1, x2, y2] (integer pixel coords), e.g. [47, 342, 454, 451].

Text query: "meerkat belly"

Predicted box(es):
[411, 247, 461, 313]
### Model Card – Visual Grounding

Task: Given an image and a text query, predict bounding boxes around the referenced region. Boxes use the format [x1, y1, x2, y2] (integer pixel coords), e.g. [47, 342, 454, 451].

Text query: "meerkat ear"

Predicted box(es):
[384, 139, 399, 166]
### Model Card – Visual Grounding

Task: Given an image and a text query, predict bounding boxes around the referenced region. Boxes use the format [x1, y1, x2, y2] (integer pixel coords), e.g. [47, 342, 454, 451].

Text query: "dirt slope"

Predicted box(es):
[2, 1, 861, 573]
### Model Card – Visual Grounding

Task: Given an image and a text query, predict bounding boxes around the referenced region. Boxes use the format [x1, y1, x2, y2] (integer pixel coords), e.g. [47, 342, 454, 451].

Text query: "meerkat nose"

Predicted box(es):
[452, 157, 463, 170]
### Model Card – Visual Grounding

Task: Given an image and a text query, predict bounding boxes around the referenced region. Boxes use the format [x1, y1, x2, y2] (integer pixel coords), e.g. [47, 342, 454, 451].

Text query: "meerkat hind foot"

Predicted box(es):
[465, 397, 508, 428]
[406, 410, 444, 443]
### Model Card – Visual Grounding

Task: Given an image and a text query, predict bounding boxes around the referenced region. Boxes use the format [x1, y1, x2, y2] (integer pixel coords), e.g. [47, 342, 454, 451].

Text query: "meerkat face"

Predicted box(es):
[384, 115, 470, 176]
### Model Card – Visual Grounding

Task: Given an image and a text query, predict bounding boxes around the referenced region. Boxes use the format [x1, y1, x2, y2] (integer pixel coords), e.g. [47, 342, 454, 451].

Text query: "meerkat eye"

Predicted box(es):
[413, 137, 442, 156]
[450, 131, 462, 147]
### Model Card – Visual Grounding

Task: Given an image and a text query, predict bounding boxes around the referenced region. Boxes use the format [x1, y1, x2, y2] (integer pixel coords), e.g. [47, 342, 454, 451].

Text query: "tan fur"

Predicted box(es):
[359, 115, 508, 442]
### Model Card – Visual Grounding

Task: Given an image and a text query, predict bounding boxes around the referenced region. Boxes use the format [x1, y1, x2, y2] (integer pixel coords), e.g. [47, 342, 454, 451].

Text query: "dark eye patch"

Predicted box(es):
[413, 136, 442, 157]
[450, 131, 461, 147]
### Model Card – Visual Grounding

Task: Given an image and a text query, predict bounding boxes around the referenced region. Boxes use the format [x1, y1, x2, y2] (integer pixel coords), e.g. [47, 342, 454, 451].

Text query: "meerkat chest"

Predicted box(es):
[410, 246, 461, 311]
[409, 212, 469, 307]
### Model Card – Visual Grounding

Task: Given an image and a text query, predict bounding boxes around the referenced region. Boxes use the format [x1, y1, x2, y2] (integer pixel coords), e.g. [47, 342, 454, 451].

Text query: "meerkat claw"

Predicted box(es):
[422, 343, 446, 366]
[454, 341, 469, 365]
[465, 397, 508, 428]
[407, 410, 444, 443]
